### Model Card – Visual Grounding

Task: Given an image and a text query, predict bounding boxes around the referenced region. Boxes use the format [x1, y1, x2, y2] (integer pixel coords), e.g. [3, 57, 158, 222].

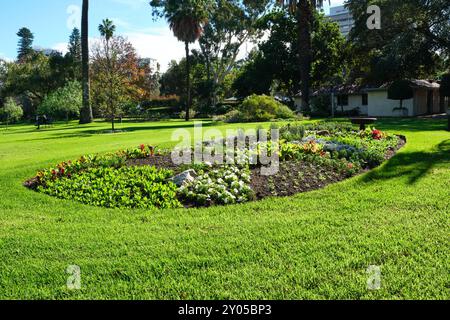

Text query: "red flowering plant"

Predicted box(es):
[360, 127, 385, 140]
[372, 129, 383, 140]
[125, 144, 159, 159]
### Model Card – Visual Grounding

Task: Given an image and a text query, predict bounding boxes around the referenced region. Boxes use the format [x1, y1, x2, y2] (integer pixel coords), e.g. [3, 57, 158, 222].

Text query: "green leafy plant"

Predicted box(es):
[0, 97, 23, 128]
[280, 123, 306, 141]
[37, 166, 181, 209]
[221, 95, 296, 123]
[38, 80, 82, 121]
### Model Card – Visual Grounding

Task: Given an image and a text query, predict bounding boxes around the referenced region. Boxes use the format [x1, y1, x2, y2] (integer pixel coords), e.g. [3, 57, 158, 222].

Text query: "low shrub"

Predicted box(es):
[219, 95, 296, 123]
[140, 95, 181, 110]
[213, 109, 241, 123]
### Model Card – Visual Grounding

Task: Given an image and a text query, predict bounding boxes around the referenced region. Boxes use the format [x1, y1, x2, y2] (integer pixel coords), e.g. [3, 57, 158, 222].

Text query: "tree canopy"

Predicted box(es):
[233, 10, 347, 99]
[17, 27, 34, 61]
[347, 0, 449, 84]
[38, 81, 82, 121]
[0, 97, 23, 126]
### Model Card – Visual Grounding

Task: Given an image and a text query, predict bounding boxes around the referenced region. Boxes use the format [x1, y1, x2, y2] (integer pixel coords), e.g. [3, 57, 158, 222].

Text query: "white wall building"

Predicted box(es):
[295, 80, 444, 117]
[328, 5, 354, 38]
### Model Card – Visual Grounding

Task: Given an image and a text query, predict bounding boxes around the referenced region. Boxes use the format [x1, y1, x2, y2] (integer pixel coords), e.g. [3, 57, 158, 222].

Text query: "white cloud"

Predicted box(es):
[0, 53, 13, 62]
[52, 43, 69, 55]
[124, 27, 198, 72]
[50, 29, 185, 72]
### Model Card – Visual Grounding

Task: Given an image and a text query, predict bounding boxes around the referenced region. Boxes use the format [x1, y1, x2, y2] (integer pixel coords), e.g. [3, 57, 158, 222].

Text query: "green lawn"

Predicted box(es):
[0, 118, 449, 299]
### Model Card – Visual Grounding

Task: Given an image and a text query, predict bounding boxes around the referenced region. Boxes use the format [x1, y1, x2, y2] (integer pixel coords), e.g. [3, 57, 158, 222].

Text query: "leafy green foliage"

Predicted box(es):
[33, 144, 178, 209]
[0, 97, 23, 125]
[233, 11, 347, 98]
[38, 166, 180, 209]
[38, 81, 82, 120]
[197, 0, 271, 105]
[347, 0, 449, 83]
[220, 94, 296, 122]
[279, 123, 306, 141]
[16, 27, 34, 61]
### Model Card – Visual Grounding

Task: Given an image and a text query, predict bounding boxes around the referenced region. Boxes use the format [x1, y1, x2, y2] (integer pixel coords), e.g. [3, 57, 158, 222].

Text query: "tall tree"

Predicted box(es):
[97, 19, 119, 131]
[277, 0, 329, 112]
[68, 28, 82, 63]
[441, 74, 450, 131]
[150, 0, 210, 121]
[233, 10, 346, 99]
[65, 28, 83, 81]
[0, 97, 23, 128]
[98, 19, 116, 42]
[16, 27, 34, 62]
[79, 0, 93, 124]
[91, 36, 158, 118]
[198, 0, 270, 107]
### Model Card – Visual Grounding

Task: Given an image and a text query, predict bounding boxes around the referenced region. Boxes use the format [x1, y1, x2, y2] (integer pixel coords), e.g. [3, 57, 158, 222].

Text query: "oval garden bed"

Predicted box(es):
[25, 122, 405, 209]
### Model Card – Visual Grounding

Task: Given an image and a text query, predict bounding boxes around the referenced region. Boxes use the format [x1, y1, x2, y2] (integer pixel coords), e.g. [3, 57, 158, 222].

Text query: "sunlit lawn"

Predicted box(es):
[0, 118, 448, 299]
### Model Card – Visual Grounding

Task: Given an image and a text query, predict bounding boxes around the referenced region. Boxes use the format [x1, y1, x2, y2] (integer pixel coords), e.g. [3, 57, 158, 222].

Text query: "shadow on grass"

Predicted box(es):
[13, 121, 219, 142]
[363, 139, 450, 184]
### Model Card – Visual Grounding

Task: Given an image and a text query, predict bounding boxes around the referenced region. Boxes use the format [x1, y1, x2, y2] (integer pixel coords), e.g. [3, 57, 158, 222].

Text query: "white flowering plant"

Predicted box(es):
[178, 165, 254, 206]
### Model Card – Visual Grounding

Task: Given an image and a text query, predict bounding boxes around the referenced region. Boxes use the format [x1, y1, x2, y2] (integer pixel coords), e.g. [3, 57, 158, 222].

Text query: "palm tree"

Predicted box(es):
[80, 0, 93, 124]
[99, 19, 116, 43]
[278, 0, 329, 112]
[165, 1, 209, 121]
[98, 19, 117, 132]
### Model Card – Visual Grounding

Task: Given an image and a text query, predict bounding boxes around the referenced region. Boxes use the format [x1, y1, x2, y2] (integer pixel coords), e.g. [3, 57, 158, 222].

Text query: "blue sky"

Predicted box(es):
[0, 0, 344, 70]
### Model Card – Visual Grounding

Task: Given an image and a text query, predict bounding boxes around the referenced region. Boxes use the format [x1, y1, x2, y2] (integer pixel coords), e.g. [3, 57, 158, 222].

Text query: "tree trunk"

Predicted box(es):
[79, 0, 93, 124]
[112, 117, 115, 133]
[206, 56, 213, 109]
[297, 0, 313, 113]
[447, 97, 450, 131]
[185, 41, 191, 122]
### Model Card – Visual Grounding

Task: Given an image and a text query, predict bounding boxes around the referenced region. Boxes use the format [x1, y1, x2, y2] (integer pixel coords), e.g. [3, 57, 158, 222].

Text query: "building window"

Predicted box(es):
[362, 94, 368, 106]
[337, 95, 349, 106]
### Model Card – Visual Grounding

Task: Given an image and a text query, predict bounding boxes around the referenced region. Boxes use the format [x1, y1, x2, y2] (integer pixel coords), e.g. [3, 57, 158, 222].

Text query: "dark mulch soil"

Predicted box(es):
[251, 161, 349, 200]
[126, 154, 181, 173]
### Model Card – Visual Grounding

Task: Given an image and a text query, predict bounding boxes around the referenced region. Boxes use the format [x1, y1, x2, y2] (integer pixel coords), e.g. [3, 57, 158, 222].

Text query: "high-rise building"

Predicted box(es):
[327, 5, 354, 38]
[138, 58, 159, 73]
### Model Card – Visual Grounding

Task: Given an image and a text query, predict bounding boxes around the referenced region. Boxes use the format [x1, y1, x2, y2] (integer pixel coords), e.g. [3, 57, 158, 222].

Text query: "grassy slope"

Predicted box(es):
[0, 118, 448, 300]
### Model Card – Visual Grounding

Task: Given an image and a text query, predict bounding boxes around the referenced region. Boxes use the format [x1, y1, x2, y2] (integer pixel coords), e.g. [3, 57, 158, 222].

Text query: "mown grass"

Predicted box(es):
[0, 118, 448, 300]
